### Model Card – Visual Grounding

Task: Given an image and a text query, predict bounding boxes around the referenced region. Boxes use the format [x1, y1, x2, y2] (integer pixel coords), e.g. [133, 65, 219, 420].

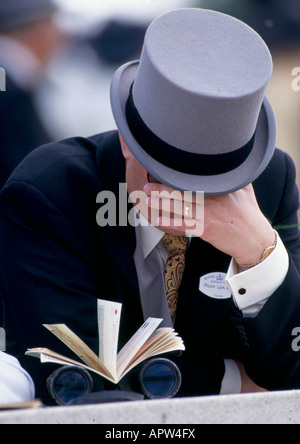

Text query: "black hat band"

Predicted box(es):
[125, 83, 256, 176]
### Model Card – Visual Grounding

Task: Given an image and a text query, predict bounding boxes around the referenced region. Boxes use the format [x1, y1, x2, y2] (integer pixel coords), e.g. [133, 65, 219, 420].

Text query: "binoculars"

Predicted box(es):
[47, 357, 182, 406]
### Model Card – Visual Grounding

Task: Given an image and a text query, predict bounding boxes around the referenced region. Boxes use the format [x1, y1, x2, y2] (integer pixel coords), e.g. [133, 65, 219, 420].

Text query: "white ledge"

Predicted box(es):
[0, 390, 300, 424]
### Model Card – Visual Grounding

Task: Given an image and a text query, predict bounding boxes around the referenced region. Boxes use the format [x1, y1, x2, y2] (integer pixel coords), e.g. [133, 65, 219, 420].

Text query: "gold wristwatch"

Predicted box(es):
[237, 233, 277, 272]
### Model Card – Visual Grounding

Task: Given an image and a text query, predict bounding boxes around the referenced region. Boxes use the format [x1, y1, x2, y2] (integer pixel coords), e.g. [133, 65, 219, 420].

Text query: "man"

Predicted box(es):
[0, 352, 35, 405]
[0, 9, 300, 404]
[0, 0, 61, 188]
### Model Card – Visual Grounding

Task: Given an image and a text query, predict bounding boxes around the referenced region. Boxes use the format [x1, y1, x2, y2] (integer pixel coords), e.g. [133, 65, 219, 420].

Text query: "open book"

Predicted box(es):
[26, 299, 185, 384]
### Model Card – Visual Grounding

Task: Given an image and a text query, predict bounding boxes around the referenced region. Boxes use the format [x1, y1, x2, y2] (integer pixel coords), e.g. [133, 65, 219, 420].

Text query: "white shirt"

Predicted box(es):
[0, 352, 35, 405]
[133, 215, 289, 394]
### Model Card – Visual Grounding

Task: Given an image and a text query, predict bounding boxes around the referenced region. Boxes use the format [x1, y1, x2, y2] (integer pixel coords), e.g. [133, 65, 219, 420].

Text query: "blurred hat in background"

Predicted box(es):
[0, 0, 57, 31]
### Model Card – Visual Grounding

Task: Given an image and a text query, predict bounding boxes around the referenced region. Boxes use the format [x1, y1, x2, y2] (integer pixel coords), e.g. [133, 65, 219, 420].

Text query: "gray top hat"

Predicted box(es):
[110, 8, 276, 195]
[0, 0, 56, 31]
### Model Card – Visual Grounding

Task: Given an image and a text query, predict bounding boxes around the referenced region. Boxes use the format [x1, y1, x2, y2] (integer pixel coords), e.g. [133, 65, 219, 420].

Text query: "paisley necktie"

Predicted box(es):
[162, 234, 188, 318]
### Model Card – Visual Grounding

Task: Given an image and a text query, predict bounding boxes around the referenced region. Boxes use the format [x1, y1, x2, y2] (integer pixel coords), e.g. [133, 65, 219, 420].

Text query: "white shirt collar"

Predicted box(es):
[134, 211, 165, 260]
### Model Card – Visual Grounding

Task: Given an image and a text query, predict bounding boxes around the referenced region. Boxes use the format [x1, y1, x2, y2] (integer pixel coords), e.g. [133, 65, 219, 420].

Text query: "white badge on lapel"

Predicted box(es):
[199, 272, 232, 300]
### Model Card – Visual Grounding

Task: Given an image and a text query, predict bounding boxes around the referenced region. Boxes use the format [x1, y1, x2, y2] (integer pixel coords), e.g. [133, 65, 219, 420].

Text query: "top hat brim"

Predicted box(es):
[110, 60, 277, 196]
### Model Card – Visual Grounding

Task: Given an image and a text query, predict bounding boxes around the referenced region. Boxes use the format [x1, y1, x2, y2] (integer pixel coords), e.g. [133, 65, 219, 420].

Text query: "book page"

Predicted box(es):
[116, 318, 163, 381]
[25, 348, 115, 383]
[26, 303, 185, 386]
[97, 299, 122, 379]
[43, 324, 114, 380]
[118, 328, 185, 379]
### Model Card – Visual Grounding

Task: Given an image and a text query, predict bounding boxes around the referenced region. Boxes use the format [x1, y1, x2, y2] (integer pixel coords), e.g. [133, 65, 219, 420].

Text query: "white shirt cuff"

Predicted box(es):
[220, 359, 242, 395]
[226, 232, 289, 317]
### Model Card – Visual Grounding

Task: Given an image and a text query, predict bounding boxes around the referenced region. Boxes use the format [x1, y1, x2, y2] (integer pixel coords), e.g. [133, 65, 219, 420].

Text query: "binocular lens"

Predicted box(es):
[47, 366, 94, 405]
[47, 358, 182, 405]
[139, 358, 181, 399]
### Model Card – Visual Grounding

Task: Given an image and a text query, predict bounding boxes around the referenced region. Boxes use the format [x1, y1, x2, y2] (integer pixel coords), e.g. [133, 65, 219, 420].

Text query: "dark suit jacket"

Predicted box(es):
[0, 130, 300, 404]
[0, 76, 50, 189]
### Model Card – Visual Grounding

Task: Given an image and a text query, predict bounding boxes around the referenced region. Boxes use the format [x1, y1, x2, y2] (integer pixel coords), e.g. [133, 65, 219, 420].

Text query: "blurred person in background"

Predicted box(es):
[0, 0, 63, 189]
[39, 17, 147, 140]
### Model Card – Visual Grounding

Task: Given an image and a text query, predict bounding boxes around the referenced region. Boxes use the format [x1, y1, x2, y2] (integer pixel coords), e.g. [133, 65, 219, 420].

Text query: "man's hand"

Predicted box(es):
[144, 182, 275, 266]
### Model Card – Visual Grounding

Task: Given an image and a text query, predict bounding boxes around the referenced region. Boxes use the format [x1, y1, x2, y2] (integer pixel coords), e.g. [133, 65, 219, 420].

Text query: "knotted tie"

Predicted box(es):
[162, 234, 188, 318]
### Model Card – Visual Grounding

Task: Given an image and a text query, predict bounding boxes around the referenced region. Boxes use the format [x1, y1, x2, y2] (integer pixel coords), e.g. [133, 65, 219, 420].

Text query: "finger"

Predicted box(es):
[147, 196, 204, 220]
[144, 184, 202, 205]
[157, 216, 204, 237]
[147, 196, 183, 217]
[144, 183, 176, 196]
